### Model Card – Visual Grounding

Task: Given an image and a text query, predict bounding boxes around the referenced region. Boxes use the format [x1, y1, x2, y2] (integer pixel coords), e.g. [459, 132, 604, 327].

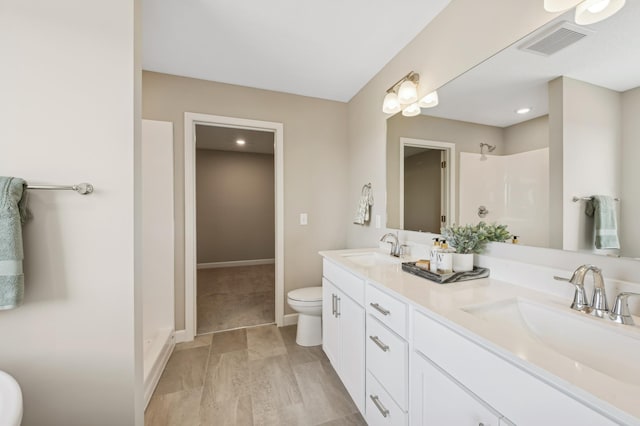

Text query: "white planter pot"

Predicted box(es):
[453, 253, 474, 272]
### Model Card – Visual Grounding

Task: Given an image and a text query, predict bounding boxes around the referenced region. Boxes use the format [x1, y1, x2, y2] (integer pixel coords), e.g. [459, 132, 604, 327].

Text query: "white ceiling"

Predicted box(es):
[422, 2, 640, 127]
[196, 125, 274, 154]
[142, 0, 451, 102]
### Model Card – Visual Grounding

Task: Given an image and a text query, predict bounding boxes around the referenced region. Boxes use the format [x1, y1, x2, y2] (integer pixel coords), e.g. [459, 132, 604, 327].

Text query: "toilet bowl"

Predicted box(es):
[287, 286, 323, 346]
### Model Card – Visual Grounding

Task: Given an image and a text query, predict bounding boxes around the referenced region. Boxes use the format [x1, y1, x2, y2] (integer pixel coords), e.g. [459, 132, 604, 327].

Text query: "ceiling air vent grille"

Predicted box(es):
[519, 21, 593, 56]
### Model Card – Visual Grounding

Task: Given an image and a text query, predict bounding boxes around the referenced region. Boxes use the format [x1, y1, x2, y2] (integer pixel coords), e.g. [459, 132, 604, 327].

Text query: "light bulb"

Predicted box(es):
[398, 80, 418, 104]
[587, 0, 609, 13]
[516, 107, 532, 115]
[418, 91, 439, 108]
[402, 103, 421, 117]
[236, 139, 245, 145]
[382, 92, 401, 114]
[575, 0, 625, 24]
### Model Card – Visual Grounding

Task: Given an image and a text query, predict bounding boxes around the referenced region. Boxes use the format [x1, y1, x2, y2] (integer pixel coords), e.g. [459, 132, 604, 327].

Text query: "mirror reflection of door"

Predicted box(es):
[403, 147, 443, 233]
[399, 138, 455, 233]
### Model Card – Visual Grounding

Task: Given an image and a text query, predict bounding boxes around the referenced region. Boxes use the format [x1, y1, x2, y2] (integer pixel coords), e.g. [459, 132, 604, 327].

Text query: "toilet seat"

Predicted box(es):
[288, 286, 322, 302]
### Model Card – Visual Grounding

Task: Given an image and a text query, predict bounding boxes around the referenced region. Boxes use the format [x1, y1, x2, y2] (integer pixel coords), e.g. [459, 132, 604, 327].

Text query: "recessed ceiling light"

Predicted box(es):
[515, 107, 532, 115]
[236, 139, 246, 145]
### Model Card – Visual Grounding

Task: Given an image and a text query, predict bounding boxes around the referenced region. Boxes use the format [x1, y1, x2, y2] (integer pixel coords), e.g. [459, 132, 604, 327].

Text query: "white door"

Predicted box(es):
[322, 278, 341, 369]
[339, 294, 365, 413]
[411, 352, 501, 426]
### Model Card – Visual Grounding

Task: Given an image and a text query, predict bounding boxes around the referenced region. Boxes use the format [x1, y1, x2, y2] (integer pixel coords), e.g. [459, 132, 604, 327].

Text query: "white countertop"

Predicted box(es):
[319, 248, 640, 425]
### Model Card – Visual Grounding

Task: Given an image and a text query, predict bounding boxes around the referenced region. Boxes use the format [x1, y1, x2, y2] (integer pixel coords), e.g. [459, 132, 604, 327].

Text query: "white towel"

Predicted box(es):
[353, 184, 373, 225]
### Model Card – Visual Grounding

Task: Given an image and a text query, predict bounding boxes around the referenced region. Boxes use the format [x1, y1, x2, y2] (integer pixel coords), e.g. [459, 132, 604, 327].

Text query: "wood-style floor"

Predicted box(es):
[197, 265, 275, 334]
[145, 325, 366, 426]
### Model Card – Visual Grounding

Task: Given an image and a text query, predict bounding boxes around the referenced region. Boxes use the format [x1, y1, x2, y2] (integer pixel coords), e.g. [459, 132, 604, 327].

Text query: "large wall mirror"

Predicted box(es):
[386, 3, 640, 259]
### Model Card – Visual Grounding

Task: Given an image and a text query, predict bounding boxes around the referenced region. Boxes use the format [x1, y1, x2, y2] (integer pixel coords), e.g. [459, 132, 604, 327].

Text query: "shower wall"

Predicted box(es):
[459, 148, 549, 247]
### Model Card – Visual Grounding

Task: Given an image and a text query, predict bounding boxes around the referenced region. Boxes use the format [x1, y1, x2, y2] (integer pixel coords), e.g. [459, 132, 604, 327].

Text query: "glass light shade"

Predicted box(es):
[401, 103, 421, 117]
[418, 91, 439, 108]
[544, 0, 582, 11]
[398, 80, 418, 104]
[575, 0, 625, 24]
[382, 92, 401, 114]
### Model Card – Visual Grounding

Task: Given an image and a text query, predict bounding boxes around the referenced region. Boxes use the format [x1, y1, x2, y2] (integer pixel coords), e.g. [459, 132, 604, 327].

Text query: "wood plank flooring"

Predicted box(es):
[197, 265, 275, 334]
[145, 325, 366, 426]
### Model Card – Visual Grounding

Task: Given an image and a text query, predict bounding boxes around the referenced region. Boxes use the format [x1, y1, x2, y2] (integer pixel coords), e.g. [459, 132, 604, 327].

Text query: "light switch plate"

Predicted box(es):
[300, 213, 308, 225]
[375, 215, 381, 229]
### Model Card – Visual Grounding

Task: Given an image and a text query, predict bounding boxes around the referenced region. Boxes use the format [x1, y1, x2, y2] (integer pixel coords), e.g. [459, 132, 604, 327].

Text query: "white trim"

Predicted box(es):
[143, 329, 175, 409]
[197, 258, 275, 269]
[399, 138, 457, 229]
[283, 313, 299, 326]
[184, 112, 285, 340]
[173, 329, 191, 344]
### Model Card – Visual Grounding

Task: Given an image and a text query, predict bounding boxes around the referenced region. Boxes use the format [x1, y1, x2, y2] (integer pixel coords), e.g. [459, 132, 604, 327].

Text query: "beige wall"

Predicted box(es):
[347, 0, 559, 248]
[621, 87, 640, 257]
[561, 77, 621, 253]
[196, 149, 275, 263]
[503, 115, 549, 155]
[404, 150, 442, 233]
[143, 72, 349, 324]
[0, 0, 142, 424]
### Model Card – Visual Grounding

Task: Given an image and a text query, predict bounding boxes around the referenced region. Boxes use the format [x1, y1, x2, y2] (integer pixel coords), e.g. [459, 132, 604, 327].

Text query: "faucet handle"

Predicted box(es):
[554, 276, 591, 312]
[609, 292, 640, 325]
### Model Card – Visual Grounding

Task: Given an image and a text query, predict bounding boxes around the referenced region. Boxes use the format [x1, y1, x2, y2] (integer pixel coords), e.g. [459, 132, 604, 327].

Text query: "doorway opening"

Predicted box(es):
[184, 113, 284, 339]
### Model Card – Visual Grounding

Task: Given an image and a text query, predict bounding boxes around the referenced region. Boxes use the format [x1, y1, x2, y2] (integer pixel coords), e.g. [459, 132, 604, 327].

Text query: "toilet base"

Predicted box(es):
[296, 314, 322, 346]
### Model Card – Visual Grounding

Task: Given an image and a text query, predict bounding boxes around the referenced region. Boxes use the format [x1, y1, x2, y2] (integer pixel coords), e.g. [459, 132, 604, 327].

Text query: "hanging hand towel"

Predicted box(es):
[353, 184, 373, 225]
[0, 177, 29, 310]
[585, 195, 620, 250]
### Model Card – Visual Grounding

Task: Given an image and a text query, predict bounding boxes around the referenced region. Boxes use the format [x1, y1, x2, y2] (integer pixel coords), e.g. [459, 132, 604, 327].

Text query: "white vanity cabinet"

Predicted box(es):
[321, 260, 366, 414]
[412, 310, 619, 426]
[411, 351, 506, 426]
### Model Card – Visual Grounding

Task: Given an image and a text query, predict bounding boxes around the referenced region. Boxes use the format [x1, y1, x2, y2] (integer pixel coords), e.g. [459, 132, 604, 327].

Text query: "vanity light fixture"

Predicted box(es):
[516, 107, 532, 114]
[382, 71, 439, 116]
[544, 0, 625, 25]
[236, 139, 246, 145]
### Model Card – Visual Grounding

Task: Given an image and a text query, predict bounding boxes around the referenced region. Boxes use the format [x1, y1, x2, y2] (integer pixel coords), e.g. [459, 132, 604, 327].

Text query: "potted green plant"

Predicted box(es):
[440, 222, 511, 272]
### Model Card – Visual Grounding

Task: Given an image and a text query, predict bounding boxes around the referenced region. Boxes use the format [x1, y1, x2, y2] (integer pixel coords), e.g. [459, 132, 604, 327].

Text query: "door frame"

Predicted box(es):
[184, 112, 285, 339]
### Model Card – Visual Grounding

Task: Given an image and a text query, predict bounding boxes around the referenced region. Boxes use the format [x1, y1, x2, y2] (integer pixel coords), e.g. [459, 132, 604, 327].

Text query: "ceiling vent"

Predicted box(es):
[519, 21, 593, 56]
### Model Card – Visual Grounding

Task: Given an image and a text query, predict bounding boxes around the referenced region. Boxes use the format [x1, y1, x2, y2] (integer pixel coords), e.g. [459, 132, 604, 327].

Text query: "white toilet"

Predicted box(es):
[287, 286, 323, 346]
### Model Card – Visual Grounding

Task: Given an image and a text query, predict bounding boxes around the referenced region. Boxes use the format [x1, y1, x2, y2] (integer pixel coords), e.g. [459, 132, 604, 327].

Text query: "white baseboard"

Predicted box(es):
[197, 258, 276, 269]
[283, 313, 299, 326]
[173, 329, 191, 343]
[144, 330, 175, 409]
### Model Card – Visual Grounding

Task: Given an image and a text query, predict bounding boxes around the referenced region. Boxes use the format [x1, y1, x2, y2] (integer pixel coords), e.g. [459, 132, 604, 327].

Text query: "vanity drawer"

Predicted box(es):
[366, 315, 408, 411]
[323, 259, 365, 305]
[366, 284, 408, 338]
[366, 370, 408, 426]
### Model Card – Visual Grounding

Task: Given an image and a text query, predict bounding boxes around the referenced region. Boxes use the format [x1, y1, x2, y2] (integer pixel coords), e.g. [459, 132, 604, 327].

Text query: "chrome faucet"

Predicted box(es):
[380, 233, 400, 257]
[609, 292, 640, 325]
[554, 264, 609, 317]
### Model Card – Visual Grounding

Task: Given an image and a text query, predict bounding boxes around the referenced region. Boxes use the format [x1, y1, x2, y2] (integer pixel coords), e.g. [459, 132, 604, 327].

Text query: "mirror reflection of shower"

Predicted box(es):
[479, 143, 496, 161]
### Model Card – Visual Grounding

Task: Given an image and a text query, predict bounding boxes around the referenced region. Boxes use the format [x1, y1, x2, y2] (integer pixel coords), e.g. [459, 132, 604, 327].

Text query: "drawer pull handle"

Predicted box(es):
[369, 335, 390, 352]
[332, 294, 337, 317]
[370, 302, 390, 316]
[370, 394, 389, 417]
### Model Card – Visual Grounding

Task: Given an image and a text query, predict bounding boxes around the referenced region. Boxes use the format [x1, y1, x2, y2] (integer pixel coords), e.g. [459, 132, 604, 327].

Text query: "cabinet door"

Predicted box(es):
[322, 278, 341, 369]
[339, 293, 365, 413]
[411, 352, 501, 426]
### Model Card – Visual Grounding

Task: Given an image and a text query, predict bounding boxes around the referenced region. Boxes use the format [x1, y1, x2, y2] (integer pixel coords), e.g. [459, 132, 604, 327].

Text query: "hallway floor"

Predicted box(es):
[197, 264, 275, 334]
[145, 325, 365, 426]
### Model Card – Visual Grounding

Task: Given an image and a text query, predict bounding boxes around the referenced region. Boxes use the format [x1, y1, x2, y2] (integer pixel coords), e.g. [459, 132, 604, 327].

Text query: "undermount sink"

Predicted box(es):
[0, 370, 22, 426]
[462, 298, 640, 386]
[339, 251, 401, 267]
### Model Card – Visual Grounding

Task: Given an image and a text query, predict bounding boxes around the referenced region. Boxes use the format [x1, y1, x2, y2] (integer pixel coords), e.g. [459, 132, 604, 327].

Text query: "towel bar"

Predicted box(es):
[572, 196, 619, 202]
[27, 183, 94, 195]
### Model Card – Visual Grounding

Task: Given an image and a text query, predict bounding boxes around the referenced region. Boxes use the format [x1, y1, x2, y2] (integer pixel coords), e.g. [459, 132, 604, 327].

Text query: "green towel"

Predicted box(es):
[0, 177, 28, 310]
[585, 195, 620, 250]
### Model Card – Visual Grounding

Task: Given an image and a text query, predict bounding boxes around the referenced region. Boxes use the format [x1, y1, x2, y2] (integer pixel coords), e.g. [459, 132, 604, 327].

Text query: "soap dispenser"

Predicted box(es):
[437, 240, 453, 274]
[429, 238, 440, 273]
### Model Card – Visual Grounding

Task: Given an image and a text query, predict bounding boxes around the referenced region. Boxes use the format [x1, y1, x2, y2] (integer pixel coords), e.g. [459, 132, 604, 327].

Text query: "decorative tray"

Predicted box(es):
[401, 262, 489, 284]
